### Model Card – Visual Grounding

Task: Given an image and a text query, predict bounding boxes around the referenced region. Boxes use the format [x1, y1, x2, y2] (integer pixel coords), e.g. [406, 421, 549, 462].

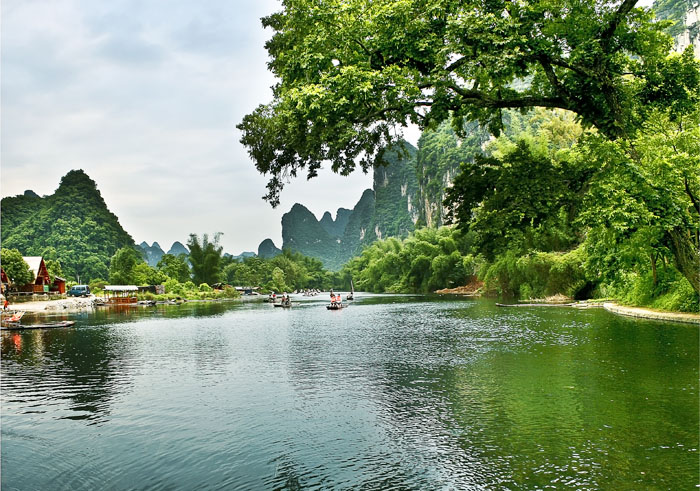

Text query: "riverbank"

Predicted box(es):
[4, 296, 96, 313]
[3, 295, 239, 314]
[603, 302, 700, 325]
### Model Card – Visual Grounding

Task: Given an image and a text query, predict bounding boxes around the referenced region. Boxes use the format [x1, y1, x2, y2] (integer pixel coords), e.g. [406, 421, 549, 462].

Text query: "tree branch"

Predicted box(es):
[538, 56, 572, 101]
[599, 0, 638, 50]
[685, 177, 700, 217]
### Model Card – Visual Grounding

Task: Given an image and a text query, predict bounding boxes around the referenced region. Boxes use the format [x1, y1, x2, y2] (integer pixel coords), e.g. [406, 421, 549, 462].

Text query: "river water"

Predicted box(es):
[2, 295, 698, 489]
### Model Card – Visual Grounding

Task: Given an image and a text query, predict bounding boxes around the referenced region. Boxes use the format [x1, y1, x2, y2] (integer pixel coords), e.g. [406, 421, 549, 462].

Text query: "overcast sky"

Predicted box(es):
[1, 0, 399, 255]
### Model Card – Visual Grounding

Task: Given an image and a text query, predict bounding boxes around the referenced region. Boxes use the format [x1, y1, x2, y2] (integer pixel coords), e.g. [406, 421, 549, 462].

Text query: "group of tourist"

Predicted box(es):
[329, 290, 342, 306]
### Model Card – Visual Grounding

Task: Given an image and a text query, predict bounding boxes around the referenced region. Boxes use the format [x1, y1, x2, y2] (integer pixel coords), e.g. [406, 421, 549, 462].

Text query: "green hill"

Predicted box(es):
[1, 169, 135, 282]
[276, 141, 421, 270]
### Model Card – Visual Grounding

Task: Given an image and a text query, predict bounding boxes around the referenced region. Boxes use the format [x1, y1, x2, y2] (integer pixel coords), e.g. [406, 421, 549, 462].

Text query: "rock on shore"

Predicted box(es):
[8, 296, 97, 313]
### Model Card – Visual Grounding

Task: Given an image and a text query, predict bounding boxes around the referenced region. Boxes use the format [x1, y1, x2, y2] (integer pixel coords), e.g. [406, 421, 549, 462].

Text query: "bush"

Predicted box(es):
[164, 278, 183, 295]
[89, 278, 107, 291]
[199, 283, 212, 292]
[616, 268, 699, 313]
[482, 246, 589, 299]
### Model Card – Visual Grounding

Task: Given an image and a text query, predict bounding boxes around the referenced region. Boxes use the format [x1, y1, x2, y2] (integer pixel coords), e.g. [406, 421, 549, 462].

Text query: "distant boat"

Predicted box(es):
[1, 319, 76, 330]
[347, 280, 354, 301]
[274, 297, 292, 308]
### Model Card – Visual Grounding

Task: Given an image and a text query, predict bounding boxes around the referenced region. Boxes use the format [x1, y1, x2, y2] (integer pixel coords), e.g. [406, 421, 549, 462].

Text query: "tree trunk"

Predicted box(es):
[650, 252, 657, 287]
[667, 227, 700, 294]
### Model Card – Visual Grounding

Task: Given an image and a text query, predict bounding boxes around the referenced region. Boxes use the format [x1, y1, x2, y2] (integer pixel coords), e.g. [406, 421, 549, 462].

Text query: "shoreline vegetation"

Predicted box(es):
[4, 292, 698, 326]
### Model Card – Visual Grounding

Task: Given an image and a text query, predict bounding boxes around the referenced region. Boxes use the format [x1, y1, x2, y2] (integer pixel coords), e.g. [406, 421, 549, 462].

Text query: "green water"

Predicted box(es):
[2, 295, 697, 489]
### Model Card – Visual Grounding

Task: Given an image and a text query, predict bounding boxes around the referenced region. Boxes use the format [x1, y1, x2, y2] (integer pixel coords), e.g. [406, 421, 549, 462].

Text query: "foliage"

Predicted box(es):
[187, 233, 224, 286]
[0, 170, 134, 282]
[89, 278, 107, 291]
[1, 248, 34, 286]
[224, 248, 333, 292]
[445, 129, 592, 259]
[132, 262, 168, 286]
[238, 0, 698, 205]
[600, 267, 699, 312]
[341, 227, 477, 293]
[579, 105, 700, 293]
[44, 259, 63, 281]
[158, 281, 239, 301]
[481, 247, 590, 299]
[109, 247, 144, 285]
[157, 253, 191, 283]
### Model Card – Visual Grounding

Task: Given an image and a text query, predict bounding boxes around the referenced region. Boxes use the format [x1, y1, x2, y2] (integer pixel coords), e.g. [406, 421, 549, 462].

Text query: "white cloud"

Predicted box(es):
[2, 0, 377, 255]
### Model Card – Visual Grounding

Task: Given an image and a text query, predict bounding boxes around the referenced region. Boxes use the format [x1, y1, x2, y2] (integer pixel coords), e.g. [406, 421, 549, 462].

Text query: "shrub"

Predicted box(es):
[482, 246, 589, 299]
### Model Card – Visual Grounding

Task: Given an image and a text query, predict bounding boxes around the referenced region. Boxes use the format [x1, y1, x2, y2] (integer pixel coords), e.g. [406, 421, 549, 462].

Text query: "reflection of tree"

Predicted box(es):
[1, 326, 137, 424]
[282, 299, 698, 488]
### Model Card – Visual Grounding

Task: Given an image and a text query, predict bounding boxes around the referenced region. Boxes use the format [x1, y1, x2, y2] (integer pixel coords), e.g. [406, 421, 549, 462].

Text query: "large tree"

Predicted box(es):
[157, 253, 191, 284]
[238, 0, 698, 206]
[187, 233, 224, 286]
[0, 249, 34, 286]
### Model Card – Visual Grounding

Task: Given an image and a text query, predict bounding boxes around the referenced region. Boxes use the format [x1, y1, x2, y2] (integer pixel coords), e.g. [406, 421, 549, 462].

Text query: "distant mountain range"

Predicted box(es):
[256, 141, 423, 270]
[136, 241, 190, 267]
[1, 133, 464, 278]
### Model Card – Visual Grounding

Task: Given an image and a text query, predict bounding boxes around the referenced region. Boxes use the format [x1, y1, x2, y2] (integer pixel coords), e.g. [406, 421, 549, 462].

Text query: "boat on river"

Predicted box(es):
[347, 280, 354, 301]
[274, 295, 292, 308]
[1, 316, 76, 330]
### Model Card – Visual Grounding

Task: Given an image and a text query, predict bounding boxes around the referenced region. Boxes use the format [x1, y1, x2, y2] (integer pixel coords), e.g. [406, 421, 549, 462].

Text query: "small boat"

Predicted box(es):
[274, 296, 292, 308]
[326, 302, 344, 310]
[1, 320, 76, 331]
[347, 280, 355, 301]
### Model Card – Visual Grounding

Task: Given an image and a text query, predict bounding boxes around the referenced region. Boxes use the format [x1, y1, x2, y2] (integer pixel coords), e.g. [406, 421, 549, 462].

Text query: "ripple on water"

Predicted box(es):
[1, 296, 698, 489]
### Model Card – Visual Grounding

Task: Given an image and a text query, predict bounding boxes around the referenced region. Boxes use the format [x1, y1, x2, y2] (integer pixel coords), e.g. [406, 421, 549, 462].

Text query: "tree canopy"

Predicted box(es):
[1, 249, 34, 286]
[1, 170, 134, 282]
[188, 233, 224, 286]
[238, 0, 698, 206]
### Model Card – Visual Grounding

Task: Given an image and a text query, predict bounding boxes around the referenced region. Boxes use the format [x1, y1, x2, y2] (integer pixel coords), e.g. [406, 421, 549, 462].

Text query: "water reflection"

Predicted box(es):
[2, 325, 136, 425]
[1, 296, 698, 489]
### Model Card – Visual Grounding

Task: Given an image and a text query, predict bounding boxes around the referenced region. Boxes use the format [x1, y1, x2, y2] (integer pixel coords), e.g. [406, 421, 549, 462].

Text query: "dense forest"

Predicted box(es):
[238, 0, 699, 312]
[340, 105, 698, 312]
[1, 170, 135, 282]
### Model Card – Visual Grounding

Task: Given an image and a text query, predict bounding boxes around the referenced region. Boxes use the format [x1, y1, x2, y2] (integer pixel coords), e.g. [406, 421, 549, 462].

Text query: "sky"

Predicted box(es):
[1, 0, 416, 255]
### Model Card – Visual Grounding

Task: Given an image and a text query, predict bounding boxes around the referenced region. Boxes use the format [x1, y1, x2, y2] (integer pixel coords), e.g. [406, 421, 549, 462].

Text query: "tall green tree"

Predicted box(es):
[444, 138, 592, 259]
[0, 249, 34, 286]
[109, 247, 143, 285]
[187, 233, 223, 286]
[238, 0, 697, 206]
[579, 108, 700, 293]
[157, 254, 191, 283]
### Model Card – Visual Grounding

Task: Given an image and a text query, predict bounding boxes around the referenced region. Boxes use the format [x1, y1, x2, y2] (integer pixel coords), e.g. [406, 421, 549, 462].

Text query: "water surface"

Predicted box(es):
[2, 295, 698, 489]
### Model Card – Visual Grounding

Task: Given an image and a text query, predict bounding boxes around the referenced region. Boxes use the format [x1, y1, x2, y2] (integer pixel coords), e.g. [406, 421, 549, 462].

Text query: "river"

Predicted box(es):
[2, 294, 698, 489]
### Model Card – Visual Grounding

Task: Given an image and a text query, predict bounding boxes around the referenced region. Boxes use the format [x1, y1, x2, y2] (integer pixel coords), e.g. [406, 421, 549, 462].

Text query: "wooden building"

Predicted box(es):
[103, 285, 138, 304]
[21, 256, 51, 293]
[52, 276, 67, 295]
